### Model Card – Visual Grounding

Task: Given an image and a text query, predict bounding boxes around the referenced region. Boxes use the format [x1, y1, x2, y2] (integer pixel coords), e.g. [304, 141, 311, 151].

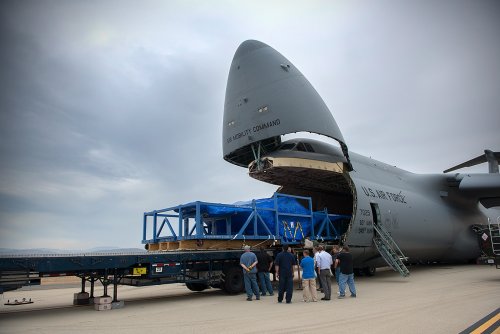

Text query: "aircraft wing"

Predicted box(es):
[444, 150, 500, 208]
[457, 174, 500, 208]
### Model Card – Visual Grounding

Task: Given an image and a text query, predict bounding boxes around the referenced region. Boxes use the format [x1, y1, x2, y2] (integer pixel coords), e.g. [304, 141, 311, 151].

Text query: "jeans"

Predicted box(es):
[257, 272, 274, 295]
[335, 267, 341, 284]
[243, 272, 260, 298]
[278, 275, 294, 303]
[319, 269, 332, 299]
[338, 273, 356, 296]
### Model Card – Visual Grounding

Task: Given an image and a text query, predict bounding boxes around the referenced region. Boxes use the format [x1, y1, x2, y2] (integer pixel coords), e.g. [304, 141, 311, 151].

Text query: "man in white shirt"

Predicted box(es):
[316, 245, 333, 300]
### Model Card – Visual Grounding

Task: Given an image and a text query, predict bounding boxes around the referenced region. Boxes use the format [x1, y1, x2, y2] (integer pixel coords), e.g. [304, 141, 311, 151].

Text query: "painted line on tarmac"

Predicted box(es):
[460, 308, 500, 334]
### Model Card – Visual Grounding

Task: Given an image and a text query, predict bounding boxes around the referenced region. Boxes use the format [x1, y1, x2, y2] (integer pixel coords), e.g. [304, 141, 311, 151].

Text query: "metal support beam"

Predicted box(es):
[113, 269, 118, 302]
[80, 275, 86, 293]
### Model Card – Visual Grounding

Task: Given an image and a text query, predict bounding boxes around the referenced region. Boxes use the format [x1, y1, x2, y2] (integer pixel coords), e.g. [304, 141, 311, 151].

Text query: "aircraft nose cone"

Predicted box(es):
[233, 40, 269, 60]
[223, 40, 349, 169]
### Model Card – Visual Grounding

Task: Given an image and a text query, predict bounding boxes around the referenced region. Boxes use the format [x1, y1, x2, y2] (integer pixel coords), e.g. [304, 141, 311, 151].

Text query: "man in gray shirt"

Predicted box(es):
[316, 245, 333, 300]
[240, 245, 260, 301]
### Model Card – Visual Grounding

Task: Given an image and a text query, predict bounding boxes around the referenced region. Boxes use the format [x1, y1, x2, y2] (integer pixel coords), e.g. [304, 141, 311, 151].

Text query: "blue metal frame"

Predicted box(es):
[143, 193, 350, 245]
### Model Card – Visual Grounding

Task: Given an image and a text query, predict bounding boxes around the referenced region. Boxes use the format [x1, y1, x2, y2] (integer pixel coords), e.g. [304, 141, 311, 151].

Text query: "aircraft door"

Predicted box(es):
[370, 203, 381, 230]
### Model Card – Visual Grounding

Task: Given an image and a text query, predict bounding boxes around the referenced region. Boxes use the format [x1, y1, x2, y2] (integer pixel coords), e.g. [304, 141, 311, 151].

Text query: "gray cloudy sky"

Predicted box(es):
[1, 0, 499, 250]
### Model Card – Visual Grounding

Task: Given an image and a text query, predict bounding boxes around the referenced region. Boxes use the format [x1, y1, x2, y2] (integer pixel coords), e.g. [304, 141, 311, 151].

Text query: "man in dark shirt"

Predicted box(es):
[335, 245, 357, 298]
[274, 245, 297, 303]
[256, 247, 274, 296]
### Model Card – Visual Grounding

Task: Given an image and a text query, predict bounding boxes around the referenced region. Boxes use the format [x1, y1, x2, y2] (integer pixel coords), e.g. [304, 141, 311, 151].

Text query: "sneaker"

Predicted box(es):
[338, 295, 345, 299]
[350, 294, 356, 298]
[246, 297, 252, 301]
[261, 293, 266, 296]
[269, 293, 274, 296]
[256, 297, 260, 300]
[286, 301, 292, 304]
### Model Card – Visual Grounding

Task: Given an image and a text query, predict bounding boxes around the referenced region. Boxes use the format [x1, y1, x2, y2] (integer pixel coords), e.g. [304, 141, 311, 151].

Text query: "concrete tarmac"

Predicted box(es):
[1, 264, 499, 333]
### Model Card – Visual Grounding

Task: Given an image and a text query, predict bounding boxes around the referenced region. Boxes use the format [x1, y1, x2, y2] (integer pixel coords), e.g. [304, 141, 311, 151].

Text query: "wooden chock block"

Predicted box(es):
[94, 296, 112, 305]
[73, 292, 90, 305]
[94, 303, 112, 311]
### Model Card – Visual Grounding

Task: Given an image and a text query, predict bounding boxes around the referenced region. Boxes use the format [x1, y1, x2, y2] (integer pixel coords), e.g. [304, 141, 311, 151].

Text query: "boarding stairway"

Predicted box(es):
[373, 224, 410, 277]
[488, 221, 500, 268]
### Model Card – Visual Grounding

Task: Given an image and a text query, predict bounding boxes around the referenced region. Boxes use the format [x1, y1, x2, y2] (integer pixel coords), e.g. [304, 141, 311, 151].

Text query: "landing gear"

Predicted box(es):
[363, 266, 376, 276]
[353, 267, 376, 277]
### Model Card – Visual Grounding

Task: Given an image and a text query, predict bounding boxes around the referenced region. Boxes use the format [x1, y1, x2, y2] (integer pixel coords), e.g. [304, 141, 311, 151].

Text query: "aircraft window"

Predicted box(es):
[296, 143, 307, 152]
[258, 106, 269, 113]
[280, 143, 296, 150]
[304, 143, 315, 152]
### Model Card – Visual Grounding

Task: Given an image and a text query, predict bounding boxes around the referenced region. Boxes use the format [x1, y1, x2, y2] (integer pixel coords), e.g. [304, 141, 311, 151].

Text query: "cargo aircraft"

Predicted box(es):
[222, 40, 500, 275]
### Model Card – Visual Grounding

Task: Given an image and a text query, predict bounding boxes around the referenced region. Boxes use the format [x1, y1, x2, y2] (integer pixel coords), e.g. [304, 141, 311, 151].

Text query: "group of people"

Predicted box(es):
[239, 243, 357, 303]
[305, 244, 357, 302]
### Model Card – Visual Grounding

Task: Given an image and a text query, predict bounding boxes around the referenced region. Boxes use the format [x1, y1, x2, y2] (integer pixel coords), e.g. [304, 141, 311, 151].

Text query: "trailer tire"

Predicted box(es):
[223, 266, 244, 294]
[186, 282, 209, 292]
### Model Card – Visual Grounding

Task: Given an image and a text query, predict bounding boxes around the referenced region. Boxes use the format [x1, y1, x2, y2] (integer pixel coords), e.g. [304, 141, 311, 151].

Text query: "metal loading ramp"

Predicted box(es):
[143, 193, 351, 250]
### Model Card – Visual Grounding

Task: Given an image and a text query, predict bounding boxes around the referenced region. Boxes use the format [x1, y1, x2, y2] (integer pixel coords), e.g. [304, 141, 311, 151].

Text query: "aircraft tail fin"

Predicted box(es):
[443, 149, 500, 174]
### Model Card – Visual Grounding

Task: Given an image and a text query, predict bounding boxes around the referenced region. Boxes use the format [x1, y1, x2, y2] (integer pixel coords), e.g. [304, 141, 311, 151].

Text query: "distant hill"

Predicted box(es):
[0, 247, 147, 255]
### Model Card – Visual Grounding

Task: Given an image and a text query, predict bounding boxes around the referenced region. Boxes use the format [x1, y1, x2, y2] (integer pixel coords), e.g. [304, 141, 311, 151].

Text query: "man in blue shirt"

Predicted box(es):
[274, 245, 297, 304]
[300, 249, 318, 302]
[240, 245, 260, 301]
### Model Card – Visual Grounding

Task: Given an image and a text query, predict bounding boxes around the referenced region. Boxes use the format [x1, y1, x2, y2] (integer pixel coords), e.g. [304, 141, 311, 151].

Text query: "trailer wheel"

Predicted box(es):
[186, 282, 209, 292]
[223, 266, 244, 294]
[363, 266, 376, 276]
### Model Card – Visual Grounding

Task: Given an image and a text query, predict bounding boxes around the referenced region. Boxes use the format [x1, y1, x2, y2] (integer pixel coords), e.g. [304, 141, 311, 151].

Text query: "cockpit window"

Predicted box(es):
[296, 142, 307, 152]
[303, 143, 315, 152]
[279, 142, 315, 152]
[279, 143, 296, 150]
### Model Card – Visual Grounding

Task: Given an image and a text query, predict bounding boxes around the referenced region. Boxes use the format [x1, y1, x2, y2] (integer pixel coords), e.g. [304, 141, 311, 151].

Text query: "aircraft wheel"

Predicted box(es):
[223, 266, 244, 294]
[363, 266, 376, 276]
[186, 282, 209, 292]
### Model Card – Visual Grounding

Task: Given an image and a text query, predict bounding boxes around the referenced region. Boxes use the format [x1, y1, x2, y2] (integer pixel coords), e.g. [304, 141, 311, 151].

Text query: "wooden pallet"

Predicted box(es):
[147, 239, 276, 251]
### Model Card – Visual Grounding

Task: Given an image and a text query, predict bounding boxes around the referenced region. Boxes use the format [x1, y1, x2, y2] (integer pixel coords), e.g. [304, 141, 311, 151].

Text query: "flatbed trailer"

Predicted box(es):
[0, 249, 250, 303]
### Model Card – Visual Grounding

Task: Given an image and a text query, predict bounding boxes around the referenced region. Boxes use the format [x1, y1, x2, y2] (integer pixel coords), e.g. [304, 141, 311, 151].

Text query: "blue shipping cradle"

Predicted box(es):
[143, 193, 351, 245]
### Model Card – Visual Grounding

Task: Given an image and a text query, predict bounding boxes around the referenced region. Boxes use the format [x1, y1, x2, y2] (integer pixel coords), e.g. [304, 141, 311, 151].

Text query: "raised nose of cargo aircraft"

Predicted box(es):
[222, 40, 351, 170]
